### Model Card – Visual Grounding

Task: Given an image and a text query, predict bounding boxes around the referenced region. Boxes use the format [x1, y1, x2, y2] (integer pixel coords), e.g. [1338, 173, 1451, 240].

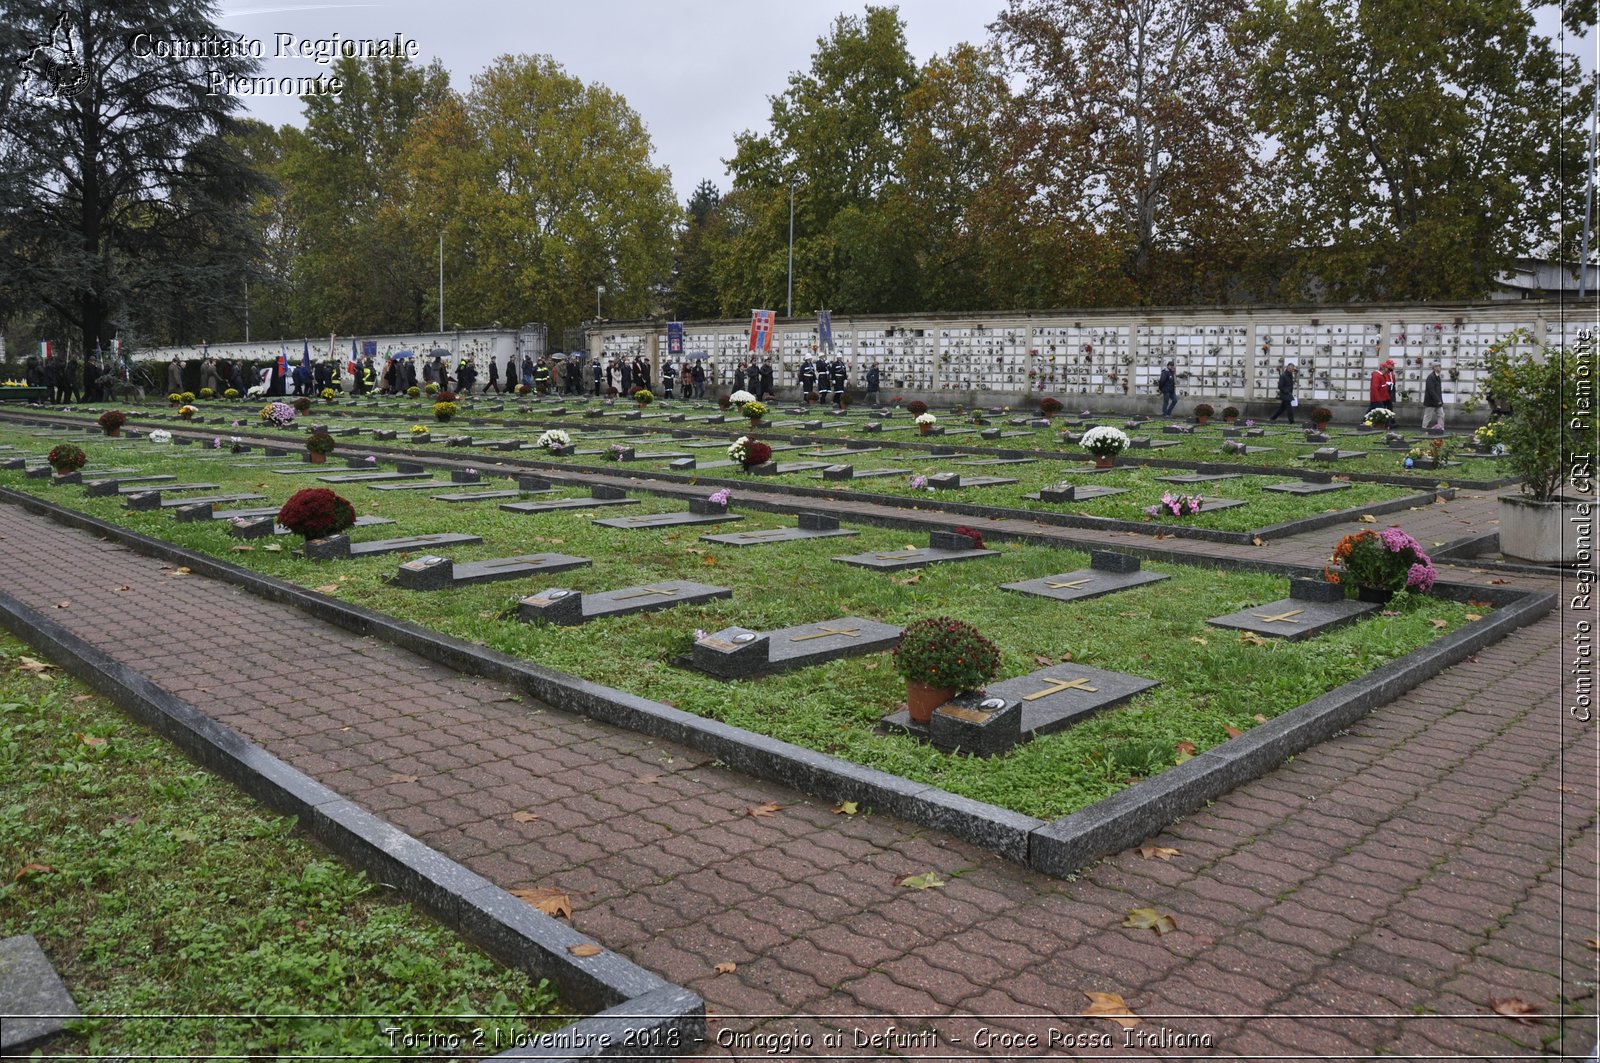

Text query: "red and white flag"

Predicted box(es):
[749, 310, 774, 353]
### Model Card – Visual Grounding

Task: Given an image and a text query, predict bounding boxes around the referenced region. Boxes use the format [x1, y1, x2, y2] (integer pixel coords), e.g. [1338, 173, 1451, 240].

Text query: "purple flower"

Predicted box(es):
[211, 436, 222, 449]
[1406, 563, 1436, 592]
[909, 474, 928, 490]
[365, 455, 377, 464]
[708, 489, 730, 506]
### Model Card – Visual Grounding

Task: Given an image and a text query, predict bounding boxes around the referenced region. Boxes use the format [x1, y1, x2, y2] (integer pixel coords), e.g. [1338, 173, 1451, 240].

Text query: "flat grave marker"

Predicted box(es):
[517, 580, 731, 625]
[1155, 472, 1243, 484]
[834, 529, 998, 571]
[1205, 577, 1378, 642]
[305, 531, 483, 560]
[689, 616, 901, 679]
[393, 552, 591, 590]
[884, 662, 1158, 740]
[315, 471, 432, 483]
[1024, 483, 1129, 504]
[701, 512, 857, 546]
[1001, 551, 1169, 603]
[0, 934, 80, 1054]
[1261, 480, 1353, 495]
[593, 510, 744, 530]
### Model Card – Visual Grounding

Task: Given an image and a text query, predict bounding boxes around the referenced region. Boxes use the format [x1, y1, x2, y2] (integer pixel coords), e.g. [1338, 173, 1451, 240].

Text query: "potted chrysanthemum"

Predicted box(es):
[893, 616, 1001, 724]
[1079, 426, 1131, 467]
[97, 410, 126, 437]
[1326, 526, 1436, 602]
[305, 429, 336, 463]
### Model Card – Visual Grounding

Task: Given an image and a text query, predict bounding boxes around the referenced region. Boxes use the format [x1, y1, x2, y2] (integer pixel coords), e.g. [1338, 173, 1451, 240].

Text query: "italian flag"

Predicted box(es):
[39, 340, 52, 360]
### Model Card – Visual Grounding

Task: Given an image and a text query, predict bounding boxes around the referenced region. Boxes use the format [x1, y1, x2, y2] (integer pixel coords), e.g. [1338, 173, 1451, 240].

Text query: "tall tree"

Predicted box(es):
[398, 54, 677, 340]
[282, 54, 451, 335]
[669, 179, 724, 320]
[0, 0, 264, 352]
[992, 0, 1263, 303]
[719, 6, 921, 314]
[1243, 0, 1584, 301]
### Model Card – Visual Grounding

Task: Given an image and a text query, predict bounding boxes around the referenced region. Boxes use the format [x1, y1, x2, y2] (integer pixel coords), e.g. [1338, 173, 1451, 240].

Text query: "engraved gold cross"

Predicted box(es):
[614, 586, 677, 601]
[790, 625, 861, 642]
[1023, 676, 1098, 701]
[875, 551, 920, 560]
[1252, 608, 1304, 624]
[1045, 577, 1095, 589]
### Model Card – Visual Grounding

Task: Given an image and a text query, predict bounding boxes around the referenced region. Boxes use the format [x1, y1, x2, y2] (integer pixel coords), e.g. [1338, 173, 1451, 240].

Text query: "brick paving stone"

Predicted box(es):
[0, 483, 1587, 1061]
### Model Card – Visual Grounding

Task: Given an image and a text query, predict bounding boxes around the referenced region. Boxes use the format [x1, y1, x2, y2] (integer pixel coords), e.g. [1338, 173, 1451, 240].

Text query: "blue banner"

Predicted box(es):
[818, 310, 833, 352]
[667, 322, 684, 356]
[362, 340, 377, 357]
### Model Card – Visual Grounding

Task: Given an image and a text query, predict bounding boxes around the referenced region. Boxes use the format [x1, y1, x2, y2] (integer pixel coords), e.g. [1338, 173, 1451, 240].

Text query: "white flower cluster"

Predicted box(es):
[915, 412, 937, 425]
[148, 429, 172, 444]
[1078, 426, 1130, 456]
[536, 429, 571, 450]
[727, 435, 752, 462]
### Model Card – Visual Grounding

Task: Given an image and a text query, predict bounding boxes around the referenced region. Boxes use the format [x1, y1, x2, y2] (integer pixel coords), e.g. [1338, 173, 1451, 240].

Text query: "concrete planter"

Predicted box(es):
[1498, 495, 1590, 565]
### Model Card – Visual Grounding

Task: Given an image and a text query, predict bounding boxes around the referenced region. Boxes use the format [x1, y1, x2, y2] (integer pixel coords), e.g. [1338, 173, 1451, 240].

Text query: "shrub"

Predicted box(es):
[1222, 406, 1239, 419]
[893, 617, 1001, 692]
[291, 396, 312, 414]
[47, 443, 86, 472]
[261, 402, 295, 427]
[305, 430, 337, 455]
[407, 386, 421, 398]
[277, 488, 356, 540]
[727, 436, 772, 469]
[321, 387, 337, 402]
[180, 391, 196, 403]
[633, 388, 654, 405]
[437, 390, 457, 403]
[1079, 426, 1131, 459]
[741, 400, 767, 420]
[1477, 339, 1595, 501]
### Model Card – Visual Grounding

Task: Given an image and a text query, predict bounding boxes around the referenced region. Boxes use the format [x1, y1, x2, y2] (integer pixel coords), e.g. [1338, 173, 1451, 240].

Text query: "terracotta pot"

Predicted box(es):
[308, 451, 327, 463]
[905, 681, 956, 724]
[103, 427, 120, 437]
[1356, 585, 1394, 604]
[919, 425, 931, 436]
[1196, 416, 1210, 426]
[1093, 456, 1116, 468]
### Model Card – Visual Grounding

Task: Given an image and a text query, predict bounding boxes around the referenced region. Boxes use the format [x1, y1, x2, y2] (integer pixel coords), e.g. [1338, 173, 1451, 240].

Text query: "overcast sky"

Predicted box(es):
[215, 1, 1001, 201]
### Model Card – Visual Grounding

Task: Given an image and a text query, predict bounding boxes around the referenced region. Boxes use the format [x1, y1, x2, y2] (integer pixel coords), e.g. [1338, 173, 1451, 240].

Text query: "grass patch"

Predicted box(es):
[0, 420, 1487, 820]
[0, 633, 563, 1057]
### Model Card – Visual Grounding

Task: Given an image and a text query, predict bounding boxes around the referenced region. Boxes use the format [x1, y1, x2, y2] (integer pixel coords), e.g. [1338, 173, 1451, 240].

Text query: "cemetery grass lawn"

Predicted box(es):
[0, 633, 562, 1057]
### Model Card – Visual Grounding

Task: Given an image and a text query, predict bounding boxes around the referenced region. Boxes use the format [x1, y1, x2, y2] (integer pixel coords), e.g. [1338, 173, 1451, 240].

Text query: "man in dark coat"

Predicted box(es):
[1422, 361, 1445, 430]
[865, 362, 881, 405]
[1158, 360, 1178, 417]
[1269, 361, 1297, 423]
[799, 356, 818, 399]
[759, 359, 774, 400]
[691, 360, 706, 398]
[829, 356, 847, 406]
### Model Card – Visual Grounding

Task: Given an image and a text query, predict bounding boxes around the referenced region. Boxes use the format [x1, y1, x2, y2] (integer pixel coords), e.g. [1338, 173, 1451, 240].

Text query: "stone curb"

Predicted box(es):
[0, 580, 704, 1060]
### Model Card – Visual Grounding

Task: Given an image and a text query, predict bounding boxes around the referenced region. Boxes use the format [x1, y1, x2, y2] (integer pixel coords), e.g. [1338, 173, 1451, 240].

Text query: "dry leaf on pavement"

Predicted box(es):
[746, 803, 782, 818]
[1122, 907, 1178, 935]
[1137, 841, 1179, 861]
[510, 887, 572, 919]
[1082, 991, 1141, 1030]
[1488, 996, 1541, 1025]
[714, 962, 737, 975]
[898, 872, 946, 890]
[567, 943, 602, 957]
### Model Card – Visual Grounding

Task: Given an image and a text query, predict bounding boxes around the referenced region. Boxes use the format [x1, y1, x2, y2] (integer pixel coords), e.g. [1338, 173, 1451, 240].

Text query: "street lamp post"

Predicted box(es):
[786, 182, 795, 318]
[597, 284, 605, 318]
[438, 231, 445, 334]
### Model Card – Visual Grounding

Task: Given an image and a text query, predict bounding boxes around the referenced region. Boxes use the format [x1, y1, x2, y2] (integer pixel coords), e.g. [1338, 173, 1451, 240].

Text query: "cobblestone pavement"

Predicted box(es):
[0, 480, 1591, 1060]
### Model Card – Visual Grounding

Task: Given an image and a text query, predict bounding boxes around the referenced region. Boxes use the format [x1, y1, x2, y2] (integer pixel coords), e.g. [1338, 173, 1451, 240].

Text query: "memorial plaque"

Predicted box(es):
[1155, 473, 1243, 484]
[1025, 484, 1128, 504]
[954, 457, 1036, 467]
[594, 511, 744, 529]
[1206, 579, 1378, 641]
[1261, 480, 1353, 495]
[1312, 448, 1367, 462]
[985, 663, 1160, 736]
[369, 480, 456, 491]
[689, 616, 901, 679]
[700, 523, 857, 547]
[393, 552, 590, 590]
[307, 531, 483, 560]
[116, 481, 218, 494]
[315, 471, 432, 483]
[833, 535, 998, 571]
[1002, 551, 1169, 603]
[500, 496, 639, 515]
[432, 490, 522, 502]
[516, 581, 731, 625]
[0, 934, 80, 1054]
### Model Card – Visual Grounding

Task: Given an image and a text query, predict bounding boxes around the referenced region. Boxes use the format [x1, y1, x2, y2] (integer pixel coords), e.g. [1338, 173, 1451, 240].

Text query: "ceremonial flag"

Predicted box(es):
[817, 310, 833, 353]
[749, 309, 774, 353]
[39, 340, 52, 360]
[276, 345, 287, 380]
[349, 338, 359, 379]
[667, 322, 684, 356]
[301, 338, 311, 373]
[115, 335, 129, 379]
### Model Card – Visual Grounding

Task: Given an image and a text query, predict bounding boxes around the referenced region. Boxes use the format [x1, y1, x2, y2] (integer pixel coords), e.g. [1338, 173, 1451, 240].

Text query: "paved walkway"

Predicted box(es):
[0, 481, 1591, 1060]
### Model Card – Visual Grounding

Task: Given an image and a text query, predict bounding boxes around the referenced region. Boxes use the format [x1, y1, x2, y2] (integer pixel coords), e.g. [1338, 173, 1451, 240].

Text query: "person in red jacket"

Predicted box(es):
[1369, 359, 1397, 411]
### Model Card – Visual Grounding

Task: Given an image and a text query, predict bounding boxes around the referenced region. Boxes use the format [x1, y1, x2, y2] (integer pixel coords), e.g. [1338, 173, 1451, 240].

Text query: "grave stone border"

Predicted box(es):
[0, 485, 1553, 882]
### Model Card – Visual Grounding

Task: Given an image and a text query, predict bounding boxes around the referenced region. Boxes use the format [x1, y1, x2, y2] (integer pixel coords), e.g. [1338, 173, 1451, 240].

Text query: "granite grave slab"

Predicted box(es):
[700, 513, 857, 546]
[0, 934, 80, 1053]
[593, 510, 744, 529]
[1260, 480, 1353, 495]
[499, 496, 639, 515]
[314, 471, 432, 483]
[1023, 483, 1129, 503]
[305, 531, 483, 560]
[517, 581, 731, 625]
[689, 616, 901, 679]
[834, 531, 998, 571]
[1205, 577, 1379, 641]
[393, 552, 591, 590]
[1001, 551, 1169, 603]
[1155, 472, 1243, 484]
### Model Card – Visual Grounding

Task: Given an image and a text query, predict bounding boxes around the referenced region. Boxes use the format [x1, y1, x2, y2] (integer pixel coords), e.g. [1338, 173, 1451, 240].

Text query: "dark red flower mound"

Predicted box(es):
[952, 526, 986, 550]
[437, 390, 458, 403]
[277, 487, 357, 539]
[905, 399, 929, 416]
[1038, 396, 1063, 416]
[740, 440, 773, 468]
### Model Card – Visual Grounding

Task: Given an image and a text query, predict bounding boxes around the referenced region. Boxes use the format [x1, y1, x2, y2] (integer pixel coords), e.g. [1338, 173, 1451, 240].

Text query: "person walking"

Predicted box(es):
[691, 360, 706, 399]
[1269, 361, 1297, 423]
[865, 361, 881, 406]
[1370, 359, 1397, 411]
[487, 356, 500, 394]
[1158, 359, 1178, 417]
[1422, 361, 1445, 430]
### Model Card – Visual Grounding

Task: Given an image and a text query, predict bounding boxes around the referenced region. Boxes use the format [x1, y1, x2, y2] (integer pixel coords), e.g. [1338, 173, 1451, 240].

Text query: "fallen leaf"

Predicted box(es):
[714, 961, 737, 974]
[1123, 907, 1178, 935]
[1252, 714, 1267, 724]
[511, 811, 540, 823]
[1467, 597, 1493, 608]
[892, 572, 922, 585]
[567, 943, 603, 957]
[54, 601, 70, 609]
[1490, 578, 1510, 585]
[1174, 741, 1197, 764]
[1430, 618, 1448, 629]
[71, 694, 92, 703]
[313, 584, 340, 595]
[388, 773, 419, 784]
[78, 734, 107, 748]
[1059, 650, 1073, 661]
[746, 803, 782, 818]
[262, 543, 283, 552]
[510, 887, 572, 918]
[1464, 613, 1483, 622]
[832, 801, 858, 816]
[1082, 991, 1141, 1030]
[13, 863, 54, 881]
[114, 584, 131, 591]
[1137, 841, 1179, 861]
[1224, 725, 1243, 739]
[1358, 514, 1377, 523]
[898, 872, 946, 890]
[701, 555, 716, 565]
[1188, 636, 1208, 646]
[1488, 996, 1541, 1025]
[1034, 655, 1054, 666]
[1251, 536, 1265, 547]
[1237, 631, 1271, 646]
[16, 657, 53, 675]
[862, 660, 879, 670]
[167, 566, 192, 576]
[1585, 938, 1600, 951]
